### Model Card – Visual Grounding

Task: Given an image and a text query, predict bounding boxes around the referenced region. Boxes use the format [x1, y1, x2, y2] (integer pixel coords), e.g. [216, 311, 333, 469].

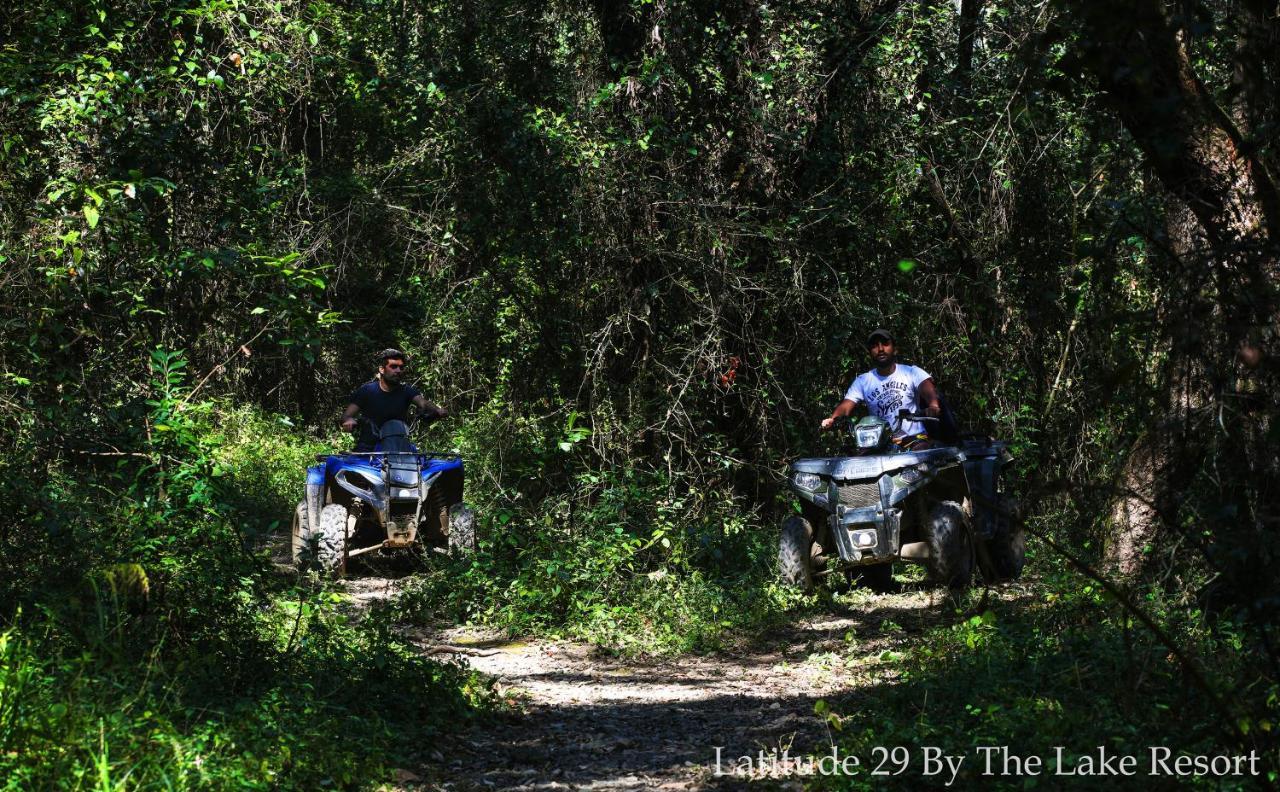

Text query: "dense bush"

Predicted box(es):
[399, 464, 809, 654]
[0, 396, 492, 789]
[820, 553, 1276, 789]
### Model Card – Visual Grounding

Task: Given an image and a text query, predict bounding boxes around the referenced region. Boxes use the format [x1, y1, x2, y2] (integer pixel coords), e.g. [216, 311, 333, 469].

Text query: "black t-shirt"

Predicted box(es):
[347, 379, 422, 450]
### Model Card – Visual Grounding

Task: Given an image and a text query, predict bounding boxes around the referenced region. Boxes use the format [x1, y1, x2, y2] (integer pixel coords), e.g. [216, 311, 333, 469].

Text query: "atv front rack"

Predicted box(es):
[315, 451, 462, 462]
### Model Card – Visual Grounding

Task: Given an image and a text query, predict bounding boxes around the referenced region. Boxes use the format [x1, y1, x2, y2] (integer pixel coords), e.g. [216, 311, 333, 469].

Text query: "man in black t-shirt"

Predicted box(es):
[339, 349, 448, 451]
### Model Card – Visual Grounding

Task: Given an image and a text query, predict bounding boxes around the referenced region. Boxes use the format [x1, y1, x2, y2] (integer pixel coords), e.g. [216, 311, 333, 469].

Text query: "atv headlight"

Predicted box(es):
[897, 468, 922, 485]
[792, 472, 823, 492]
[392, 487, 419, 499]
[856, 424, 884, 449]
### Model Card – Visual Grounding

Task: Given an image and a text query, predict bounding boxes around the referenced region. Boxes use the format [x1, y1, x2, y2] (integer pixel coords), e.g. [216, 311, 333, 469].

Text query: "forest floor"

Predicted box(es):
[339, 574, 1034, 791]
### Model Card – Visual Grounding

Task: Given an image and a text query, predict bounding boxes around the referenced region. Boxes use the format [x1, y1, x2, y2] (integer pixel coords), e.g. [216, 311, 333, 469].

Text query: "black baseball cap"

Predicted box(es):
[866, 328, 894, 346]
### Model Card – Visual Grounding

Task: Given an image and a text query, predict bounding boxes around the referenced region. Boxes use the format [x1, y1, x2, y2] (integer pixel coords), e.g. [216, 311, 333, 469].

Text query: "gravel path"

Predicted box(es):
[338, 575, 997, 791]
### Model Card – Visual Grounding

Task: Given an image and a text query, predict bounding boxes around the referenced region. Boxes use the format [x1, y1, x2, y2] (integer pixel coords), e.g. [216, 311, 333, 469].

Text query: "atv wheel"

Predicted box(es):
[982, 497, 1025, 581]
[297, 503, 348, 574]
[925, 501, 973, 588]
[448, 504, 477, 555]
[779, 516, 815, 592]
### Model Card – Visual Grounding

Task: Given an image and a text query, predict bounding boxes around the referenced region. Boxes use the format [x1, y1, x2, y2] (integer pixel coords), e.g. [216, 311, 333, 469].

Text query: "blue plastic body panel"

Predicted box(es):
[315, 439, 464, 489]
[320, 452, 465, 483]
[321, 454, 462, 477]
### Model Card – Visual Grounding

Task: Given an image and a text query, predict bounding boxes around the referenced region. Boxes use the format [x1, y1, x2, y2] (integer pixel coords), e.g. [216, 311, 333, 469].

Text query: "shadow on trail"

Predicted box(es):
[723, 588, 1022, 665]
[424, 586, 1056, 790]
[437, 690, 839, 790]
[516, 670, 728, 687]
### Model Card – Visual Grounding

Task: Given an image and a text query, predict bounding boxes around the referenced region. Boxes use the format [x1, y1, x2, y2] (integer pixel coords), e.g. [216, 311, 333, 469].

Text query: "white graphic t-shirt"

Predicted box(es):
[844, 364, 933, 436]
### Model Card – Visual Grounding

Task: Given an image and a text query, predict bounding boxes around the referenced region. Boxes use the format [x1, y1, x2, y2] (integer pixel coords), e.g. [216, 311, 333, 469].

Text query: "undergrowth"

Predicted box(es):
[0, 396, 494, 790]
[812, 550, 1279, 790]
[396, 476, 811, 655]
[0, 601, 490, 790]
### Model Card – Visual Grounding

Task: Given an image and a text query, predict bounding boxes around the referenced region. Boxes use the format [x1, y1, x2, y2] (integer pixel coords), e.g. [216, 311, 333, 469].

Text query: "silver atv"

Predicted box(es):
[779, 412, 1024, 592]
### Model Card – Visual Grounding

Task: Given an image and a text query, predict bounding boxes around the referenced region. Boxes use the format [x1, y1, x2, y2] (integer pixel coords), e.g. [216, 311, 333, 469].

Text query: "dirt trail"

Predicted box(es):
[340, 576, 1008, 791]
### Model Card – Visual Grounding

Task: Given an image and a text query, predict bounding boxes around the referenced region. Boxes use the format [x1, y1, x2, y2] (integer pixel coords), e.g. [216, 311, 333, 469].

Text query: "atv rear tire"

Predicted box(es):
[296, 503, 348, 574]
[925, 501, 973, 588]
[448, 504, 477, 555]
[983, 497, 1026, 581]
[779, 516, 815, 592]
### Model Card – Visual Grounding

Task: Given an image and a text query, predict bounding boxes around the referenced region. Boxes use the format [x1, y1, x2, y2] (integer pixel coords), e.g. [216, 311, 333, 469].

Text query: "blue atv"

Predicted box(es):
[291, 417, 476, 573]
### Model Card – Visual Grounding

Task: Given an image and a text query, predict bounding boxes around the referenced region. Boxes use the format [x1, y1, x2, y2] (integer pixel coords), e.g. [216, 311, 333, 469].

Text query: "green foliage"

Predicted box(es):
[815, 556, 1280, 789]
[0, 402, 492, 789]
[204, 404, 333, 543]
[0, 601, 490, 790]
[401, 464, 806, 654]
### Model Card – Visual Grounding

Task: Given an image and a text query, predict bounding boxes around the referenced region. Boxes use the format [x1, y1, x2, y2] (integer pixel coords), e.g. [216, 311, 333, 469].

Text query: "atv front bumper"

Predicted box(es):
[828, 505, 902, 564]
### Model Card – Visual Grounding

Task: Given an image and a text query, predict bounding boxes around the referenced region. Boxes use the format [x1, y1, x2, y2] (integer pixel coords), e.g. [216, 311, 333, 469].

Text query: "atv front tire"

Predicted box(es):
[448, 504, 477, 555]
[925, 501, 973, 588]
[295, 503, 348, 574]
[779, 516, 815, 593]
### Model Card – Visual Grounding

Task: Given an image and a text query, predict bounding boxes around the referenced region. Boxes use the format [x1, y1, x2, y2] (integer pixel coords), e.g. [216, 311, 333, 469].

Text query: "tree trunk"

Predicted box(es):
[1065, 0, 1280, 571]
[1068, 0, 1280, 267]
[1105, 195, 1208, 572]
[593, 0, 647, 74]
[1230, 0, 1279, 160]
[954, 0, 982, 92]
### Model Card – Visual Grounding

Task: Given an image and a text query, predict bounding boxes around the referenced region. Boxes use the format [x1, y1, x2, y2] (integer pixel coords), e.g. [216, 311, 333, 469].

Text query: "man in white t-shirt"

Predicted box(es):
[820, 328, 942, 437]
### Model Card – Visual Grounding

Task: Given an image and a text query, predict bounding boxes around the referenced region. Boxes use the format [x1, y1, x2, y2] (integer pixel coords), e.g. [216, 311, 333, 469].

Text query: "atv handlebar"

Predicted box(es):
[821, 410, 941, 432]
[408, 409, 443, 431]
[351, 411, 440, 431]
[898, 410, 941, 423]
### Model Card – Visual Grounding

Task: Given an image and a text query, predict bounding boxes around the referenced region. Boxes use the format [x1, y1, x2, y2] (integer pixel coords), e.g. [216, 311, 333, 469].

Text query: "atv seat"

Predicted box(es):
[929, 391, 961, 444]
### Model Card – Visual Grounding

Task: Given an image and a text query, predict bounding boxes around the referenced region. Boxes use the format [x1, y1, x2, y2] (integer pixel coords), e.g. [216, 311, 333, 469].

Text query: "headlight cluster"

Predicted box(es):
[855, 424, 884, 448]
[792, 472, 823, 492]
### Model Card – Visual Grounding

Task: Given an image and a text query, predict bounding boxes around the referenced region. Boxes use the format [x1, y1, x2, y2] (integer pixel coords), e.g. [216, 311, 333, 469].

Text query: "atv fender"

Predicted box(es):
[334, 464, 388, 514]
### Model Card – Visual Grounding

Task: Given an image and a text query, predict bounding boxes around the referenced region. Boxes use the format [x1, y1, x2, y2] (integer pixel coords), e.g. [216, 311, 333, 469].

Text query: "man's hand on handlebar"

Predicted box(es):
[341, 417, 358, 433]
[410, 406, 448, 430]
[821, 398, 858, 432]
[419, 406, 447, 422]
